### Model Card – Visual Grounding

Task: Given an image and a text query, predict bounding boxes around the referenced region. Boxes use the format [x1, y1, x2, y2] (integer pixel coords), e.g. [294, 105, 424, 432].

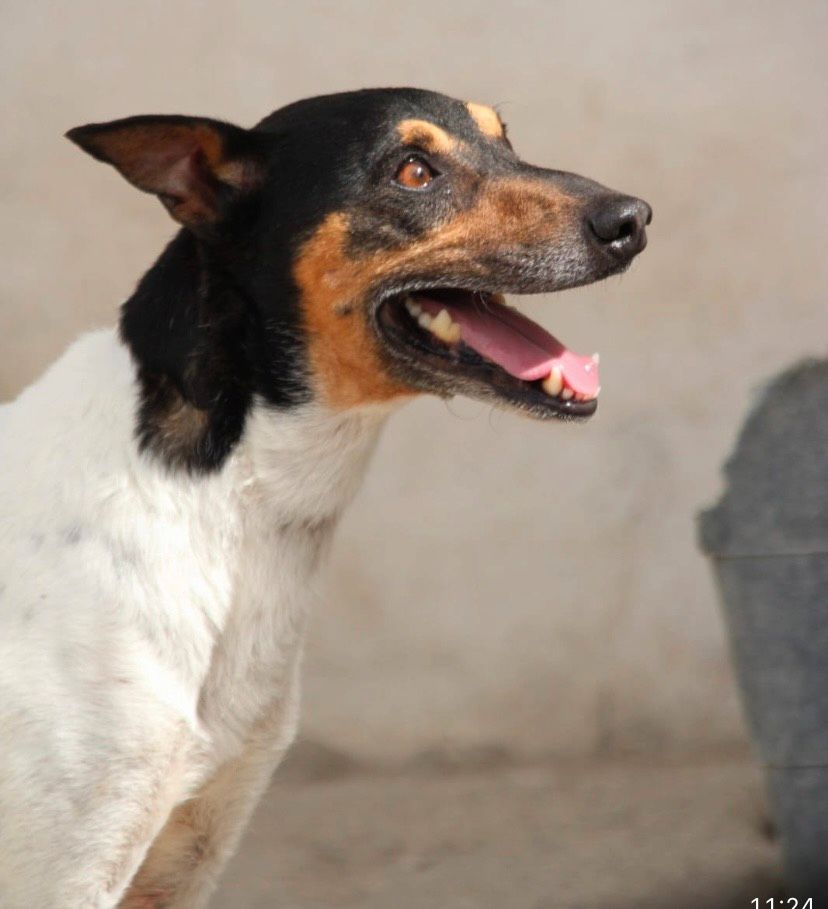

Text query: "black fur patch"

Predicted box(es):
[119, 230, 307, 472]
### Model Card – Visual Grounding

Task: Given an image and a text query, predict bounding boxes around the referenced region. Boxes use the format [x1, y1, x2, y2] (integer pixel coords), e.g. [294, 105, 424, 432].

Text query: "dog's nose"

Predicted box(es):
[586, 195, 652, 259]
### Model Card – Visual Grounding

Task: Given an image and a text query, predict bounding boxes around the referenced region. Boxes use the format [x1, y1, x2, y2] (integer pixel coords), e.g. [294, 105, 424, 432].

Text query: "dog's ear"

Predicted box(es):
[66, 115, 266, 229]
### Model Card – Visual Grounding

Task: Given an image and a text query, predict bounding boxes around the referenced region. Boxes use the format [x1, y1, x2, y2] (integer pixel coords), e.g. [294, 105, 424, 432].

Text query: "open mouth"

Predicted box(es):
[376, 288, 601, 419]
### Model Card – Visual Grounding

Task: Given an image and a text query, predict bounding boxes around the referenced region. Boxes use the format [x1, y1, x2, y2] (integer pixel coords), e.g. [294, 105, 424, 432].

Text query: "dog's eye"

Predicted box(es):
[394, 156, 437, 190]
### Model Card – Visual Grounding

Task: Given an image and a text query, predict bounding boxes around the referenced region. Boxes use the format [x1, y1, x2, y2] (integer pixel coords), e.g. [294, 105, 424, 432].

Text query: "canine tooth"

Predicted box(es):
[405, 298, 423, 318]
[429, 308, 461, 343]
[418, 312, 433, 329]
[541, 367, 563, 397]
[592, 352, 600, 364]
[561, 388, 574, 400]
[431, 308, 451, 329]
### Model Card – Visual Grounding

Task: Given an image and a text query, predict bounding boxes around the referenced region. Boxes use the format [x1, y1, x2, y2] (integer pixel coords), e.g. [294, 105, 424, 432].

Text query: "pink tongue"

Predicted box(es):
[418, 297, 600, 396]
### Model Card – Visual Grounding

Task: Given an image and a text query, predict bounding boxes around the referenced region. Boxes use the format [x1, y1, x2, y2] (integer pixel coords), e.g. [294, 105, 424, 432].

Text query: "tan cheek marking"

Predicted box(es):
[397, 119, 456, 155]
[294, 213, 415, 410]
[293, 182, 577, 411]
[466, 102, 504, 139]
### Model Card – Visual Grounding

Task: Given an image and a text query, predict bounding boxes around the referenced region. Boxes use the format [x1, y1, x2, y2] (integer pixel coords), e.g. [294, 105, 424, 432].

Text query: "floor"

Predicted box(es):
[214, 747, 781, 909]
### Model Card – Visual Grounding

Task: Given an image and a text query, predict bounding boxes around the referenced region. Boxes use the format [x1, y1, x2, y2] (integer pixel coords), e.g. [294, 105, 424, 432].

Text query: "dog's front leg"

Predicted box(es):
[0, 720, 193, 909]
[120, 677, 300, 909]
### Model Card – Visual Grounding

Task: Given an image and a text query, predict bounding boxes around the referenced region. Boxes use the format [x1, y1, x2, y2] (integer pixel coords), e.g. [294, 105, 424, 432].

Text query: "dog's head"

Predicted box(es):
[68, 89, 651, 465]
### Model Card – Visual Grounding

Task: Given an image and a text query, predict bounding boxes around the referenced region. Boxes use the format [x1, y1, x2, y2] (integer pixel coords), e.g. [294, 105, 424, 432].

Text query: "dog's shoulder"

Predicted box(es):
[1, 328, 133, 517]
[0, 328, 138, 633]
[2, 327, 135, 462]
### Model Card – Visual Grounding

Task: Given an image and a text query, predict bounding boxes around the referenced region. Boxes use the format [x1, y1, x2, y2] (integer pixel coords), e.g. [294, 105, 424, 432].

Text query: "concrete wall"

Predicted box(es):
[2, 0, 826, 761]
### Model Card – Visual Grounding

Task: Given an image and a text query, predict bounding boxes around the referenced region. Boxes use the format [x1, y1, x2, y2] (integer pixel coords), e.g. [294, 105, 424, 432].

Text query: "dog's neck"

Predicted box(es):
[237, 400, 389, 528]
[117, 230, 391, 528]
[119, 230, 309, 473]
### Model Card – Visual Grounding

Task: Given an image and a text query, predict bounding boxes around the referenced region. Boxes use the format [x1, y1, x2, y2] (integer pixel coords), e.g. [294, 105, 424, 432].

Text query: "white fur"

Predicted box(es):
[0, 329, 388, 908]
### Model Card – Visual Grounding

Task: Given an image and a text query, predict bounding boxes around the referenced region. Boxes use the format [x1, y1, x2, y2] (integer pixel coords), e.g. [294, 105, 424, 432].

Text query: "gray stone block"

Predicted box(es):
[700, 359, 828, 898]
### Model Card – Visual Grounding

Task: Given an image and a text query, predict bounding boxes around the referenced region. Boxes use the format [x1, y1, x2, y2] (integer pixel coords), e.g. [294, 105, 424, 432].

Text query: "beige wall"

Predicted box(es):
[2, 0, 826, 761]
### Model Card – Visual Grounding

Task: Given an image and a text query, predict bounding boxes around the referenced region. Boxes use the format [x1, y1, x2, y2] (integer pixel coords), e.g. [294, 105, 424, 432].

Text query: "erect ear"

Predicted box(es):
[66, 114, 266, 229]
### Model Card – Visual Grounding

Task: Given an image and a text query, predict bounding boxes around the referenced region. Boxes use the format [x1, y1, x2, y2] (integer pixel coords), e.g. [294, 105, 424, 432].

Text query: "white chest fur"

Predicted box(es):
[0, 330, 387, 782]
[193, 402, 387, 762]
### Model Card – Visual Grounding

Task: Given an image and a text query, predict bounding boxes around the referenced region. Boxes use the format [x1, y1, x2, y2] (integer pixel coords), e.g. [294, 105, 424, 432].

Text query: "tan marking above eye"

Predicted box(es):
[396, 119, 455, 155]
[466, 102, 504, 139]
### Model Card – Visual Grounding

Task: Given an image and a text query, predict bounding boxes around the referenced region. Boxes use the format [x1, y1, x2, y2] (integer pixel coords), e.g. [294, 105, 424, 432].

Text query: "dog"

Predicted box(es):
[0, 88, 650, 908]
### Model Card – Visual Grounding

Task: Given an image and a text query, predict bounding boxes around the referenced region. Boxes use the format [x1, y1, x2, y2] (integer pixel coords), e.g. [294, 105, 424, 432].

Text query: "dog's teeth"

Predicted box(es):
[405, 297, 423, 318]
[431, 308, 451, 329]
[412, 305, 461, 343]
[561, 388, 574, 401]
[591, 352, 600, 364]
[428, 308, 462, 344]
[541, 366, 563, 397]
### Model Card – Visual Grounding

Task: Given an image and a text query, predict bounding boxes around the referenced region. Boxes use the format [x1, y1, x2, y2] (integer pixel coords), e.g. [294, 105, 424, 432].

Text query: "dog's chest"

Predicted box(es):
[2, 331, 389, 778]
[190, 404, 386, 762]
[192, 512, 327, 759]
[1, 333, 389, 805]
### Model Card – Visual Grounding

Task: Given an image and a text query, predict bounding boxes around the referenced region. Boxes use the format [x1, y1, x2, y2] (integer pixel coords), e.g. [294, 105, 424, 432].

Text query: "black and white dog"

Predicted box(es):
[0, 88, 650, 908]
